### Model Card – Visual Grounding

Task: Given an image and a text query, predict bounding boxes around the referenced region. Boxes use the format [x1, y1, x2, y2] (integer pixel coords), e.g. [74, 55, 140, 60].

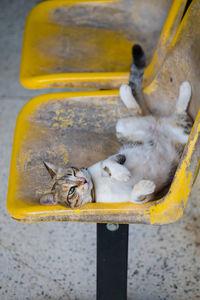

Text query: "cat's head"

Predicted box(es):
[40, 162, 94, 208]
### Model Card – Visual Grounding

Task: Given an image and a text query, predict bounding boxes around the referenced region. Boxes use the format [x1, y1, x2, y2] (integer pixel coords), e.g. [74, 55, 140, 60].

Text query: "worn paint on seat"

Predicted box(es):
[20, 0, 175, 89]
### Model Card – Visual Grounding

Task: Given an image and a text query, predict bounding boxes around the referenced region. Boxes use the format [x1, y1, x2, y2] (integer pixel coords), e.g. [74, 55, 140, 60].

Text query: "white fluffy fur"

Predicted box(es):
[87, 81, 192, 204]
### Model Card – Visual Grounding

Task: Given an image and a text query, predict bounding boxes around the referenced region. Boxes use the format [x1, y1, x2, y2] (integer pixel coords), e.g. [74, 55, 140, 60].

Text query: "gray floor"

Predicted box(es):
[0, 1, 200, 299]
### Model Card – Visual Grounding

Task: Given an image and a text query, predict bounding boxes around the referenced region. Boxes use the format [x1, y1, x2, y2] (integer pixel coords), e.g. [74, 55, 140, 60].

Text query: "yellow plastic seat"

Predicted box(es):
[7, 0, 200, 224]
[7, 88, 200, 224]
[19, 0, 183, 89]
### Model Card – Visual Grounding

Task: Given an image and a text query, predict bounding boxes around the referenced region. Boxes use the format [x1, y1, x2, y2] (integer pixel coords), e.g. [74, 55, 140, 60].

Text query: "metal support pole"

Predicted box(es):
[97, 223, 129, 300]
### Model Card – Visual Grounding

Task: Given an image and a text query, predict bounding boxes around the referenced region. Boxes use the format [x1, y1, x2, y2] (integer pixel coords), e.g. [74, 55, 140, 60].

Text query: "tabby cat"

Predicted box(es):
[40, 45, 193, 208]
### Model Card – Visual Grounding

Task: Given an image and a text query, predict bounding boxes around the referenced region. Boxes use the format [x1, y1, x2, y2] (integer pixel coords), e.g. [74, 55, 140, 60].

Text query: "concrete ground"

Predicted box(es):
[0, 1, 199, 299]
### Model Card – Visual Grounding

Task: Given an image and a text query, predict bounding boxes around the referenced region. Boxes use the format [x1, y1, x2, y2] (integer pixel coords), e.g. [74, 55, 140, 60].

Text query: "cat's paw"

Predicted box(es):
[176, 81, 191, 113]
[112, 165, 131, 182]
[131, 180, 155, 204]
[133, 180, 155, 195]
[180, 81, 191, 98]
[116, 118, 126, 138]
[120, 84, 132, 100]
[119, 84, 142, 115]
[102, 162, 131, 182]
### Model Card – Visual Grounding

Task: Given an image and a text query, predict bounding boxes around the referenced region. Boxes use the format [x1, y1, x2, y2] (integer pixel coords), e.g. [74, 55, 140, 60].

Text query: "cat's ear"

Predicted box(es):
[40, 193, 57, 205]
[43, 161, 57, 178]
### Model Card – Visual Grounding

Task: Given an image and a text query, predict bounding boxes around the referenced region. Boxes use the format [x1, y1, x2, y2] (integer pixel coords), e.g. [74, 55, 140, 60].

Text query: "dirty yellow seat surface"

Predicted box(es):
[20, 0, 175, 89]
[7, 90, 200, 224]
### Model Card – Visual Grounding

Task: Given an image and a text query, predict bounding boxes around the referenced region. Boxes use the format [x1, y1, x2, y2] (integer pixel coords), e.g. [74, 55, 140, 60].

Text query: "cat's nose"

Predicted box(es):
[78, 177, 87, 185]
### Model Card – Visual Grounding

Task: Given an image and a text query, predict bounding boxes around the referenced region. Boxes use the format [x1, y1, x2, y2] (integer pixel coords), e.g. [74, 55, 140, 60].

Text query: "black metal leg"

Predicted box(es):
[97, 223, 129, 300]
